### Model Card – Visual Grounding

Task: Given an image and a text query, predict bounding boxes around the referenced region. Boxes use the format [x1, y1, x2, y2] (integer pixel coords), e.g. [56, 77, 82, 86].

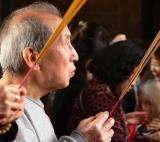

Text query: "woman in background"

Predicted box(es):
[135, 80, 160, 142]
[68, 40, 145, 142]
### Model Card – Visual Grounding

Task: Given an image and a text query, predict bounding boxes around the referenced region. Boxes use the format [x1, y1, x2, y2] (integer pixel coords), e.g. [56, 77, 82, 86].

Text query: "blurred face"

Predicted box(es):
[138, 95, 156, 120]
[139, 95, 151, 113]
[139, 94, 160, 120]
[39, 15, 78, 90]
[150, 55, 160, 80]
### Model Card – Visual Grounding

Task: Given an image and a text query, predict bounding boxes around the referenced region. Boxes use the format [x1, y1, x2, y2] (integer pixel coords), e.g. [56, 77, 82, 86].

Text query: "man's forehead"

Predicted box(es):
[49, 17, 71, 38]
[41, 14, 70, 34]
[62, 27, 71, 37]
[48, 16, 71, 36]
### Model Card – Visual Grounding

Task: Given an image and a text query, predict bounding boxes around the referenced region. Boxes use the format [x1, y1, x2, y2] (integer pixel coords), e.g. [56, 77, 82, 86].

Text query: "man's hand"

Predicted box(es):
[146, 118, 160, 131]
[0, 85, 26, 125]
[76, 111, 114, 142]
[147, 131, 160, 142]
[126, 111, 149, 125]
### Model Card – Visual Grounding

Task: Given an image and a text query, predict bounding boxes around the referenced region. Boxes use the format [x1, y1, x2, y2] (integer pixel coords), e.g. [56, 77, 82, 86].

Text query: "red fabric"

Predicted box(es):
[129, 125, 137, 142]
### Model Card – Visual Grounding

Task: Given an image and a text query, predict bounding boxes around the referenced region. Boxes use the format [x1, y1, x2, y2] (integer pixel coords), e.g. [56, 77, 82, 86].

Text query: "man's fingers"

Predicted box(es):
[76, 111, 115, 142]
[1, 85, 20, 102]
[1, 85, 26, 102]
[19, 87, 27, 96]
[7, 110, 23, 123]
[93, 111, 109, 127]
[99, 129, 114, 142]
[0, 85, 25, 125]
[0, 108, 23, 125]
[102, 118, 115, 132]
[82, 116, 95, 124]
[104, 129, 114, 141]
[0, 101, 23, 116]
[10, 101, 24, 111]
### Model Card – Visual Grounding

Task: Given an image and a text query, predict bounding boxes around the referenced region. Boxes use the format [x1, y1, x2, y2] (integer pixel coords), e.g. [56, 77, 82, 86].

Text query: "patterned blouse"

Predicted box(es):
[68, 77, 129, 142]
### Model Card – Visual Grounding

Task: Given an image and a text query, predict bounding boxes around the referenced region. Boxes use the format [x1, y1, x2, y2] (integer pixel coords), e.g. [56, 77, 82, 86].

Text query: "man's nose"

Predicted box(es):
[71, 47, 79, 62]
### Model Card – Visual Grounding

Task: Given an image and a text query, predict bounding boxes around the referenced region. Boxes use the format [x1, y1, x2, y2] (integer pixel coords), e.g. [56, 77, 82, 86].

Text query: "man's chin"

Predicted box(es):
[64, 81, 70, 88]
[58, 80, 70, 89]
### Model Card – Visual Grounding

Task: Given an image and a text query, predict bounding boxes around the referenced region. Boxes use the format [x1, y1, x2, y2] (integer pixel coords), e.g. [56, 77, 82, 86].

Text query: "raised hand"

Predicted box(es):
[76, 111, 115, 142]
[0, 85, 26, 125]
[126, 111, 149, 125]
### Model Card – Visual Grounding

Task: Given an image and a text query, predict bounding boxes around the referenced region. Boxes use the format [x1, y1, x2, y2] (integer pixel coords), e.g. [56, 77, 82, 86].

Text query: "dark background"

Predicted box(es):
[0, 0, 160, 46]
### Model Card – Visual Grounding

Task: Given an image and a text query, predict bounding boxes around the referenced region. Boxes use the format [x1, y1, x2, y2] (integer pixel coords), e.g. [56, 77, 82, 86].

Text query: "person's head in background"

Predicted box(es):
[150, 47, 160, 80]
[109, 34, 127, 45]
[88, 40, 144, 95]
[137, 80, 160, 120]
[70, 21, 110, 85]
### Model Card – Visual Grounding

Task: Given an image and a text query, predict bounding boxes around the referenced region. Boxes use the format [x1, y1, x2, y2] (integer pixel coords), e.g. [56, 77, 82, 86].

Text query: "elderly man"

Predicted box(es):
[0, 2, 114, 142]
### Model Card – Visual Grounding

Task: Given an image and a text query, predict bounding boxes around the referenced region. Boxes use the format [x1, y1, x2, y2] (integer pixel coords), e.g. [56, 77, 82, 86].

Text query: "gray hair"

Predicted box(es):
[0, 1, 61, 73]
[138, 79, 160, 117]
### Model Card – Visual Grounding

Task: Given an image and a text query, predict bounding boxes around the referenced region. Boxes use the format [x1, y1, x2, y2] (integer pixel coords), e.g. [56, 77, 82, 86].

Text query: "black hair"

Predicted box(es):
[71, 22, 110, 86]
[88, 40, 144, 88]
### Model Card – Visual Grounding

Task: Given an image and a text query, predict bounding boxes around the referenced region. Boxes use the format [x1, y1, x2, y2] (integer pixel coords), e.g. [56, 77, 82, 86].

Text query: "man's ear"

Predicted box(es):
[22, 47, 40, 70]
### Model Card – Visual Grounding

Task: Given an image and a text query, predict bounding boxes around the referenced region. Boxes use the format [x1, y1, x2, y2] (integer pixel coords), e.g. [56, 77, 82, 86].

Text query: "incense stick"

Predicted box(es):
[19, 0, 87, 88]
[110, 31, 160, 117]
